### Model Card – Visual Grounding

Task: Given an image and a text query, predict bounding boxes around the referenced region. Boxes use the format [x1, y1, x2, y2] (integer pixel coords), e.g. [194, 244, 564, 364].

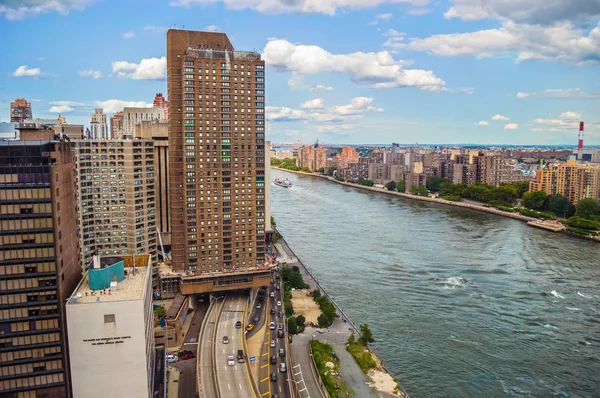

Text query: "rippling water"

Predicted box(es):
[271, 170, 600, 398]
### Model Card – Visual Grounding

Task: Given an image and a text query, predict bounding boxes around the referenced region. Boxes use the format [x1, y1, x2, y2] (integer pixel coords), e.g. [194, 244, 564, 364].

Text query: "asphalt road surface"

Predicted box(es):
[215, 294, 255, 398]
[198, 298, 221, 398]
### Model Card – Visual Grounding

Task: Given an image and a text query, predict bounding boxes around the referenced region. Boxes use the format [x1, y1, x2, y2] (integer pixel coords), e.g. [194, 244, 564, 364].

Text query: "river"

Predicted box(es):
[270, 169, 600, 398]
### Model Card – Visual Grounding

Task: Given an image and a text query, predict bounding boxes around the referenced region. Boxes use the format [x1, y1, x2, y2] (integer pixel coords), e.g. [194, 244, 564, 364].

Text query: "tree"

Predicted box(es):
[545, 194, 575, 218]
[490, 185, 518, 205]
[296, 315, 306, 333]
[575, 198, 600, 220]
[270, 216, 276, 227]
[287, 317, 298, 334]
[426, 176, 447, 192]
[409, 185, 419, 195]
[312, 289, 321, 300]
[396, 180, 406, 193]
[154, 306, 165, 319]
[385, 180, 396, 191]
[317, 314, 330, 328]
[522, 191, 547, 211]
[358, 324, 375, 346]
[326, 166, 336, 177]
[566, 216, 600, 230]
[284, 300, 294, 317]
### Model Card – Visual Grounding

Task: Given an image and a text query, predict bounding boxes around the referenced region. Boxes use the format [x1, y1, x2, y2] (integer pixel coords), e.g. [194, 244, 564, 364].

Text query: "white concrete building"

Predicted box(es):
[66, 255, 155, 398]
[122, 107, 164, 139]
[90, 108, 109, 139]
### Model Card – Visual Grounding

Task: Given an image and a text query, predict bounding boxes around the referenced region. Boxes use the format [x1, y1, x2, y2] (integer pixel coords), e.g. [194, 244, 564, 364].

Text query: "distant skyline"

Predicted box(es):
[0, 0, 599, 145]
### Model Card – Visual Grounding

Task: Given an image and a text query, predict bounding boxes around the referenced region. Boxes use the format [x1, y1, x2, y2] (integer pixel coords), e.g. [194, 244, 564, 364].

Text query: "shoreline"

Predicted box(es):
[272, 167, 600, 243]
[274, 228, 409, 398]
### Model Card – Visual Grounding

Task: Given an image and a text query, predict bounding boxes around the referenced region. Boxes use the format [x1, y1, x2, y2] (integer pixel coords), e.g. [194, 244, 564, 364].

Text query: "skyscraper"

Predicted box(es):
[10, 98, 32, 123]
[90, 108, 108, 139]
[167, 29, 267, 272]
[110, 111, 124, 140]
[0, 124, 81, 398]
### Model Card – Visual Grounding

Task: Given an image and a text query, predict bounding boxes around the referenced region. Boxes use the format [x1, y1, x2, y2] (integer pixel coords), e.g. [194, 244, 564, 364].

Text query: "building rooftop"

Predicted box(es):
[69, 266, 148, 304]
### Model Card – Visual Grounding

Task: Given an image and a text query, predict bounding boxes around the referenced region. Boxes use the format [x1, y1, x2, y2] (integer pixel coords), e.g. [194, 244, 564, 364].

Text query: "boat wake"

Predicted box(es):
[550, 290, 564, 299]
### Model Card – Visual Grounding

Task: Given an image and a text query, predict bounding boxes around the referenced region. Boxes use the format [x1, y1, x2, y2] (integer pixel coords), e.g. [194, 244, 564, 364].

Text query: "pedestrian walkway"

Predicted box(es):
[166, 366, 180, 398]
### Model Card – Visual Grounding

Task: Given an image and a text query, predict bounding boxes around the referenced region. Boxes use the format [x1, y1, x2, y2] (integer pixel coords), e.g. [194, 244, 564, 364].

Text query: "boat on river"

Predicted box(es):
[274, 178, 292, 188]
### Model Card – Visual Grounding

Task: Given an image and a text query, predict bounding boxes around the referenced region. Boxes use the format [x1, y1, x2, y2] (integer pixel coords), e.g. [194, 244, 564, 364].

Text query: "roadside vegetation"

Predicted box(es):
[281, 265, 310, 330]
[270, 158, 299, 171]
[346, 324, 377, 373]
[312, 289, 339, 328]
[310, 340, 355, 397]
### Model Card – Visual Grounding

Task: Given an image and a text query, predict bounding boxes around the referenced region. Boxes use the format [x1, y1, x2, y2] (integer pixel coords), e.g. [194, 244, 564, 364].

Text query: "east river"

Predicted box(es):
[271, 169, 600, 398]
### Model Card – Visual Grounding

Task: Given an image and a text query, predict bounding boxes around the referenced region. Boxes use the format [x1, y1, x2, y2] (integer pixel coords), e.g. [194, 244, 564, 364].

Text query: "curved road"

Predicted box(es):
[215, 294, 255, 398]
[198, 297, 222, 398]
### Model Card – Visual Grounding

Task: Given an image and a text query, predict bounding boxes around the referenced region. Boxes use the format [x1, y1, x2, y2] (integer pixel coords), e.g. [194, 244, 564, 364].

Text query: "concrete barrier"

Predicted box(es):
[197, 298, 217, 398]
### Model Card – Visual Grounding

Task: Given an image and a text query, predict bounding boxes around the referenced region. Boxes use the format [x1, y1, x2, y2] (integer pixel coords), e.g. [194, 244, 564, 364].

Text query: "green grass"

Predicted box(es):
[345, 335, 376, 374]
[310, 340, 354, 397]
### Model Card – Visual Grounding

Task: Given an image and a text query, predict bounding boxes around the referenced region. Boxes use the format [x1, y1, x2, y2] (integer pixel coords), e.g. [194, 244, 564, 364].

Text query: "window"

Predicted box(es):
[104, 314, 116, 323]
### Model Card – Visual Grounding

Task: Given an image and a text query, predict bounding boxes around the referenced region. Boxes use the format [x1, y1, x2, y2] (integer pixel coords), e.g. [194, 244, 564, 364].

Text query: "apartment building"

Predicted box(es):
[297, 144, 326, 171]
[122, 108, 164, 140]
[153, 93, 169, 120]
[110, 112, 124, 140]
[90, 109, 109, 140]
[0, 124, 81, 398]
[9, 99, 32, 123]
[167, 29, 267, 272]
[530, 159, 600, 204]
[73, 140, 157, 270]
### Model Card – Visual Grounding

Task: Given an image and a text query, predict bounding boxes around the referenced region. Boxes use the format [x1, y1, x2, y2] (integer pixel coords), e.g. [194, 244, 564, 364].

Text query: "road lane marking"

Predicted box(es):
[239, 383, 243, 390]
[260, 376, 269, 382]
[261, 352, 268, 357]
[228, 384, 231, 390]
[261, 364, 269, 369]
[261, 392, 270, 397]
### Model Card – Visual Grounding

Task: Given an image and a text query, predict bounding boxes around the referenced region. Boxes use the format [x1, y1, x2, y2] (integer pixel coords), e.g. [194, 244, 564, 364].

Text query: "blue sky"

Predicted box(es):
[1, 0, 599, 145]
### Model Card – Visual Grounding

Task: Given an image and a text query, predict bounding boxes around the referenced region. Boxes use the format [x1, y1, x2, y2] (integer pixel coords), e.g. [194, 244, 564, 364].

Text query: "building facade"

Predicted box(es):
[90, 109, 109, 140]
[73, 140, 157, 270]
[530, 159, 600, 204]
[297, 145, 326, 171]
[167, 29, 267, 272]
[9, 99, 32, 123]
[110, 112, 124, 140]
[66, 255, 154, 398]
[153, 94, 169, 120]
[0, 125, 81, 398]
[122, 108, 164, 140]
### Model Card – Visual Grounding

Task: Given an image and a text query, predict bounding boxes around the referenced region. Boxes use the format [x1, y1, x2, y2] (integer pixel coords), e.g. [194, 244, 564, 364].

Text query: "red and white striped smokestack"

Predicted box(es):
[577, 121, 584, 162]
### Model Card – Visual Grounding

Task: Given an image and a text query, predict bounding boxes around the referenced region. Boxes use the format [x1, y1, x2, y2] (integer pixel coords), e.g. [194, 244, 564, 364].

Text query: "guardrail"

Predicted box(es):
[212, 296, 226, 398]
[197, 298, 216, 398]
[242, 296, 261, 398]
[284, 316, 302, 398]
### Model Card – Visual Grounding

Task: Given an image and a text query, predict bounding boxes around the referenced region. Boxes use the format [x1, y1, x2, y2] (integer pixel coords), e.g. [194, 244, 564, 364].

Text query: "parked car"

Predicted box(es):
[270, 372, 278, 382]
[227, 356, 235, 366]
[222, 336, 229, 344]
[235, 321, 242, 328]
[276, 301, 281, 307]
[270, 355, 277, 365]
[277, 330, 284, 338]
[277, 323, 283, 330]
[180, 352, 195, 360]
[178, 350, 193, 357]
[270, 340, 276, 348]
[166, 354, 178, 363]
[269, 322, 276, 330]
[246, 323, 255, 332]
[279, 363, 287, 373]
[278, 348, 285, 357]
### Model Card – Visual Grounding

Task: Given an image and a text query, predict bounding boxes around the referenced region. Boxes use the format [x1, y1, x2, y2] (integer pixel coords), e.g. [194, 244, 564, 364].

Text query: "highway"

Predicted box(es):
[214, 293, 255, 398]
[198, 296, 222, 398]
[258, 272, 291, 398]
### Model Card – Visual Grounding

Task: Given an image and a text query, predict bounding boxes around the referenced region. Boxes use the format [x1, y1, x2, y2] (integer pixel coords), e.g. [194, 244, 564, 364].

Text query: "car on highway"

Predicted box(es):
[278, 311, 283, 318]
[270, 372, 278, 382]
[235, 321, 242, 328]
[276, 285, 280, 290]
[277, 323, 283, 330]
[246, 323, 255, 332]
[227, 356, 235, 366]
[258, 295, 264, 301]
[270, 340, 276, 348]
[270, 292, 275, 298]
[277, 330, 284, 338]
[253, 315, 259, 322]
[270, 308, 275, 315]
[276, 301, 281, 307]
[270, 279, 274, 284]
[270, 355, 277, 365]
[269, 322, 276, 330]
[222, 336, 229, 344]
[279, 363, 287, 373]
[166, 354, 178, 363]
[256, 303, 262, 309]
[276, 274, 280, 279]
[278, 348, 285, 357]
[237, 350, 245, 363]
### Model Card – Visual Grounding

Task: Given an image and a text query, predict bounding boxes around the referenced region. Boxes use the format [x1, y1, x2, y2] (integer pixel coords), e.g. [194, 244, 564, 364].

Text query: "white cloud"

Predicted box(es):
[204, 25, 219, 32]
[405, 20, 600, 65]
[0, 0, 95, 20]
[444, 0, 600, 25]
[263, 39, 445, 91]
[123, 31, 135, 39]
[516, 88, 600, 99]
[406, 7, 433, 15]
[48, 105, 74, 113]
[384, 29, 405, 37]
[532, 111, 585, 133]
[287, 72, 304, 89]
[11, 65, 41, 78]
[111, 57, 166, 80]
[170, 0, 429, 16]
[492, 114, 510, 121]
[268, 97, 383, 124]
[376, 13, 393, 20]
[37, 57, 45, 61]
[504, 123, 519, 130]
[50, 101, 84, 107]
[300, 98, 325, 109]
[310, 85, 334, 92]
[477, 121, 489, 126]
[79, 69, 102, 79]
[94, 100, 153, 113]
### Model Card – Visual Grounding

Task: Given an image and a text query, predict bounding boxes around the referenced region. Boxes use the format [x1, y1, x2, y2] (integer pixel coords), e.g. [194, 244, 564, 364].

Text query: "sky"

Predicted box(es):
[0, 0, 599, 145]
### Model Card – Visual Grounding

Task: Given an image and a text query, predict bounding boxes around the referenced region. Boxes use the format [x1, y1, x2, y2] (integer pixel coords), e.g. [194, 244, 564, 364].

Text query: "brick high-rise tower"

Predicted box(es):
[167, 29, 267, 272]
